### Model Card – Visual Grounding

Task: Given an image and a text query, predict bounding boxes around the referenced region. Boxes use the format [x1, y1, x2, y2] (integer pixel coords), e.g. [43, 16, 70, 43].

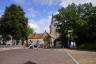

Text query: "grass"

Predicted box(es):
[80, 43, 96, 50]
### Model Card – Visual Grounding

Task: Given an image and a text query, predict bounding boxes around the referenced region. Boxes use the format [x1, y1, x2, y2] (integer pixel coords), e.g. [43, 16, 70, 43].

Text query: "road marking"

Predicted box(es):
[51, 49, 79, 64]
[64, 49, 80, 64]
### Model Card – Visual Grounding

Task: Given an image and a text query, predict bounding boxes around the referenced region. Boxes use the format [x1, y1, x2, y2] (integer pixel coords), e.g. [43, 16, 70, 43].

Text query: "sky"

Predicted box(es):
[0, 0, 96, 33]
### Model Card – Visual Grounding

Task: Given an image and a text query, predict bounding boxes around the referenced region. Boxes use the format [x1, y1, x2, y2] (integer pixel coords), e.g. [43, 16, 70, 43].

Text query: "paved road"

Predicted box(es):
[0, 48, 75, 64]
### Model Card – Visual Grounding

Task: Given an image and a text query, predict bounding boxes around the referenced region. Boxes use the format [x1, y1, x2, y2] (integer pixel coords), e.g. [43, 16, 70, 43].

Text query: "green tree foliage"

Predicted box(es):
[0, 4, 28, 40]
[27, 26, 34, 36]
[54, 3, 96, 49]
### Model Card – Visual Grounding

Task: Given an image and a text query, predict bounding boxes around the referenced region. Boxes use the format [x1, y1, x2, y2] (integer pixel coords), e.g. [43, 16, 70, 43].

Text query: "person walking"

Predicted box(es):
[28, 40, 34, 49]
[23, 40, 27, 48]
[34, 40, 40, 50]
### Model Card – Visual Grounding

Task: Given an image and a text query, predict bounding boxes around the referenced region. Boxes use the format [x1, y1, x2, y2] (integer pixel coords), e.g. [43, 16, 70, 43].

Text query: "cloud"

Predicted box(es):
[28, 15, 52, 33]
[13, 0, 96, 34]
[12, 0, 96, 7]
[12, 0, 24, 3]
[0, 9, 4, 17]
[27, 8, 38, 18]
[28, 11, 59, 33]
[53, 11, 59, 15]
[13, 0, 60, 6]
[28, 20, 39, 33]
[0, 14, 1, 17]
[60, 0, 96, 7]
[32, 0, 60, 6]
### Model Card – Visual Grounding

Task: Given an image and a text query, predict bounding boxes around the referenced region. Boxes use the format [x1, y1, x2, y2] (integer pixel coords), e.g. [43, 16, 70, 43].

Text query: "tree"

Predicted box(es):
[54, 3, 79, 47]
[0, 4, 28, 40]
[54, 3, 96, 49]
[27, 26, 34, 37]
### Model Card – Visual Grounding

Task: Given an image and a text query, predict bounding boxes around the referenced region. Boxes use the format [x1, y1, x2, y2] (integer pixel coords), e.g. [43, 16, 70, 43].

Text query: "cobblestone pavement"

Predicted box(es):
[0, 48, 75, 64]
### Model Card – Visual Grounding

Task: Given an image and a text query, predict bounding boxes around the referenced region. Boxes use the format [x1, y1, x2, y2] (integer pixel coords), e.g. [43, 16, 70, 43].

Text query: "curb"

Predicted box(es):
[64, 49, 80, 64]
[0, 47, 24, 52]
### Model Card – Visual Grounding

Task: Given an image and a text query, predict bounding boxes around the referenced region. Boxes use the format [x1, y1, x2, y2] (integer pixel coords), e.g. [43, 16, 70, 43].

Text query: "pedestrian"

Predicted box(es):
[28, 40, 34, 49]
[70, 41, 74, 48]
[26, 40, 29, 47]
[23, 40, 27, 48]
[73, 41, 76, 48]
[34, 40, 40, 50]
[21, 40, 24, 46]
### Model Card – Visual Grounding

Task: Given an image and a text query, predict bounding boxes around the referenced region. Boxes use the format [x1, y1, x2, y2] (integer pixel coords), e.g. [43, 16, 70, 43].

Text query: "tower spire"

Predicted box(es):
[51, 14, 54, 24]
[45, 30, 46, 33]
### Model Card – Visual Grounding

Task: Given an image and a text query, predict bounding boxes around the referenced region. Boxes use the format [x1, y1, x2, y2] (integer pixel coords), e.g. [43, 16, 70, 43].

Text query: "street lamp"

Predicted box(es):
[0, 35, 2, 38]
[0, 35, 2, 40]
[67, 30, 73, 48]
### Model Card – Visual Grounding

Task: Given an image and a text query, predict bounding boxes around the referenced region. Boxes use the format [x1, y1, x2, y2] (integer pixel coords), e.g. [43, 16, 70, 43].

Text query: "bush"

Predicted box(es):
[80, 43, 96, 50]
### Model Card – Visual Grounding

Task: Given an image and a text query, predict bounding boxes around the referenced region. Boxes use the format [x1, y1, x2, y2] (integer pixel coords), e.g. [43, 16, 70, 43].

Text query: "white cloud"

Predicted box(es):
[53, 11, 59, 15]
[0, 13, 2, 17]
[13, 0, 96, 34]
[0, 9, 4, 17]
[27, 8, 38, 18]
[28, 16, 52, 33]
[28, 11, 59, 33]
[60, 0, 96, 7]
[32, 0, 60, 6]
[13, 0, 60, 6]
[0, 15, 1, 17]
[12, 0, 24, 3]
[28, 20, 39, 33]
[13, 0, 96, 7]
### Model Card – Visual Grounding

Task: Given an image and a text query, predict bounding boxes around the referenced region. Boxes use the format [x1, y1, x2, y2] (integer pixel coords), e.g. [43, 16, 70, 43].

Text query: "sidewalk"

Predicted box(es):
[0, 46, 24, 51]
[57, 49, 96, 64]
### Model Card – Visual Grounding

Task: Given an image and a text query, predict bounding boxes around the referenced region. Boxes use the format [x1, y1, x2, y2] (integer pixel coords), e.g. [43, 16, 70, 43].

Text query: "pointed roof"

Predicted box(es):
[51, 14, 54, 24]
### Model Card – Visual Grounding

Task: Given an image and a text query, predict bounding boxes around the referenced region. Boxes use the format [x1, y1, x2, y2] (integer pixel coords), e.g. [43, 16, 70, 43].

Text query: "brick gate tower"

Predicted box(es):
[50, 14, 60, 47]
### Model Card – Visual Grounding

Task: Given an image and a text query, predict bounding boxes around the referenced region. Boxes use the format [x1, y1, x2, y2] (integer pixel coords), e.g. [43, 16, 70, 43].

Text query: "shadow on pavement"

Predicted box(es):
[24, 61, 37, 64]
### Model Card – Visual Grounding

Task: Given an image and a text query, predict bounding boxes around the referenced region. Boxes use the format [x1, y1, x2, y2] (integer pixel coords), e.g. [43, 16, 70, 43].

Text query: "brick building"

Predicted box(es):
[50, 14, 61, 47]
[28, 32, 52, 48]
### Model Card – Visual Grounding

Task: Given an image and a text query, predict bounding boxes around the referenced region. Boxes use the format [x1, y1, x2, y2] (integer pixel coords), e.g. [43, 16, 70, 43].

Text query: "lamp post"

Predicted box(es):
[0, 35, 2, 40]
[0, 35, 2, 38]
[67, 30, 73, 48]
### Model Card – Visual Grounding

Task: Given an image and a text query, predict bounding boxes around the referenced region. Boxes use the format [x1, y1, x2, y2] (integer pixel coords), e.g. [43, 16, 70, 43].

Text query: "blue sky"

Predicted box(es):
[0, 0, 96, 33]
